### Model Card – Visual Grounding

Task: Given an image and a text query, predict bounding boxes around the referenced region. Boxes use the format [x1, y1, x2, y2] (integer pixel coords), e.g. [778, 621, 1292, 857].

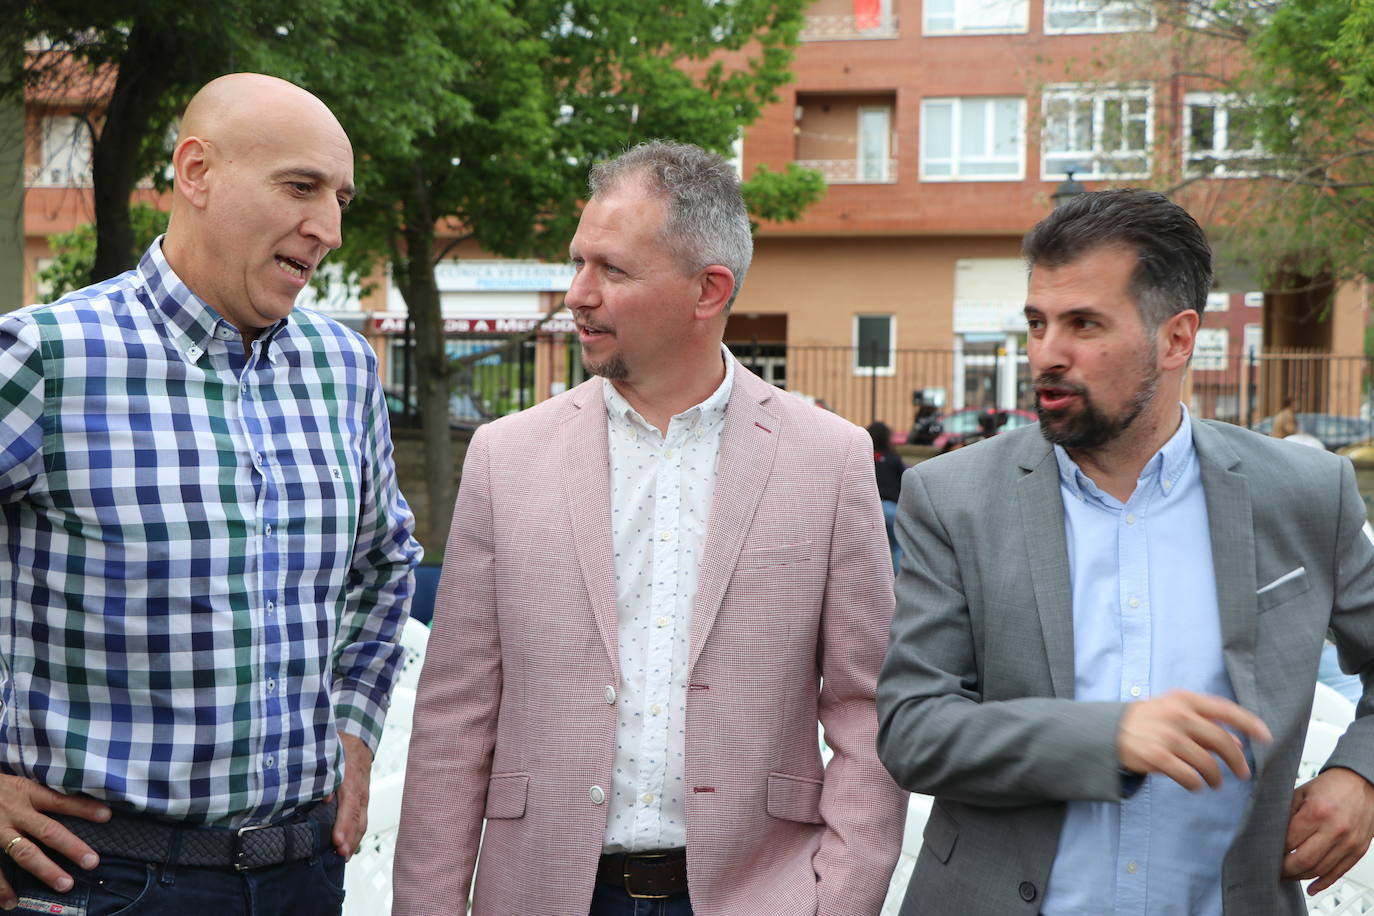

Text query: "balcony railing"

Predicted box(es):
[795, 158, 898, 184]
[800, 13, 900, 40]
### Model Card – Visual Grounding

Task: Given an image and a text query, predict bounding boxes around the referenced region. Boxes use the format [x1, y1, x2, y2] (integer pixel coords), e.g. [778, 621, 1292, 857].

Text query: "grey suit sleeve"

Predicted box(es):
[876, 464, 1125, 807]
[1323, 457, 1374, 780]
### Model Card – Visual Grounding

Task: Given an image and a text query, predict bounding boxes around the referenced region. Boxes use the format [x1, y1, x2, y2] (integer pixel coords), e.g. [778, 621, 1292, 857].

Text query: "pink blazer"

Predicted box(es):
[391, 364, 906, 915]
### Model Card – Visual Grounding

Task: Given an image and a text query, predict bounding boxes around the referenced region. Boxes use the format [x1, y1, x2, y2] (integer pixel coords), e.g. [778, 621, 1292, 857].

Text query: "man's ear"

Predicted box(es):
[694, 265, 735, 322]
[172, 136, 213, 209]
[1160, 308, 1201, 371]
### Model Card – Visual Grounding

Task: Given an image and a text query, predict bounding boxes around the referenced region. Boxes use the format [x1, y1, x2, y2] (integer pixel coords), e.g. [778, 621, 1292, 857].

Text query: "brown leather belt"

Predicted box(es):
[596, 848, 688, 899]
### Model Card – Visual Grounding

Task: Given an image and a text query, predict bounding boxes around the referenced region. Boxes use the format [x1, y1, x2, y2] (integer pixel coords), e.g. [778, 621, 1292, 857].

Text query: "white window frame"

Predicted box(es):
[853, 314, 896, 376]
[920, 97, 1025, 182]
[1183, 92, 1270, 178]
[35, 114, 93, 187]
[924, 0, 1029, 35]
[1041, 84, 1153, 181]
[1044, 0, 1154, 34]
[856, 106, 893, 183]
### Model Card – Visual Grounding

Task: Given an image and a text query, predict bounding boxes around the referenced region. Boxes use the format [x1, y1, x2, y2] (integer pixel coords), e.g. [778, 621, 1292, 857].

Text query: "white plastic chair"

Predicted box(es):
[1312, 681, 1358, 731]
[1301, 720, 1374, 913]
[394, 616, 431, 695]
[342, 770, 406, 915]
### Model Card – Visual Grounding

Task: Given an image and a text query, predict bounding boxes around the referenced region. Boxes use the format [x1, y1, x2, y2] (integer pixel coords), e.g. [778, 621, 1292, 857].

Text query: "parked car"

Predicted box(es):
[1250, 413, 1374, 452]
[932, 407, 1038, 453]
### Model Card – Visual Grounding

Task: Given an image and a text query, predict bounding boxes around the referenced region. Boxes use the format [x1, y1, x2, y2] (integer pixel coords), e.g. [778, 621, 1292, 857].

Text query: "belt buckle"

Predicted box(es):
[232, 822, 273, 872]
[624, 852, 671, 900]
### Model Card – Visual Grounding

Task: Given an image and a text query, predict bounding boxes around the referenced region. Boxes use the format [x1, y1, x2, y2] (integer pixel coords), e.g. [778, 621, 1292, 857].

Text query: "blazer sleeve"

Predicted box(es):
[1322, 456, 1374, 780]
[876, 464, 1125, 807]
[813, 428, 909, 915]
[391, 426, 500, 912]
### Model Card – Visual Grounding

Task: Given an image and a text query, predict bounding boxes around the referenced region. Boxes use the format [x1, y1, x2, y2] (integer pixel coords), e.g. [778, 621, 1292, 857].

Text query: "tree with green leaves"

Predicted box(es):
[293, 0, 823, 550]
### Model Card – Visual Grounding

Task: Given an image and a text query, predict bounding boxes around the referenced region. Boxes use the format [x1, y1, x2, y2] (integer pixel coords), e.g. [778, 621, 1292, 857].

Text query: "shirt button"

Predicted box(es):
[664, 448, 673, 458]
[264, 524, 273, 536]
[604, 685, 616, 704]
[256, 452, 266, 464]
[1128, 596, 1140, 608]
[1163, 480, 1173, 491]
[266, 678, 276, 693]
[659, 531, 672, 542]
[656, 617, 669, 627]
[1129, 685, 1142, 697]
[650, 704, 662, 715]
[589, 786, 605, 805]
[1126, 861, 1138, 874]
[264, 755, 275, 768]
[1125, 513, 1136, 525]
[266, 601, 275, 615]
[642, 793, 654, 804]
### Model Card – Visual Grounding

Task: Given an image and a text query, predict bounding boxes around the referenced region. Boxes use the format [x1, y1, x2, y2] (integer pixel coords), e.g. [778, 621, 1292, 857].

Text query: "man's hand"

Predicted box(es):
[0, 774, 111, 909]
[1284, 767, 1374, 895]
[329, 732, 373, 861]
[1117, 689, 1272, 791]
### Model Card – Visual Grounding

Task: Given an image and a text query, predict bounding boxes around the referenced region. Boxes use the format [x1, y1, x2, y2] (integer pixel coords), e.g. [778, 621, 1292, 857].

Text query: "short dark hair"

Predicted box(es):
[1022, 189, 1212, 331]
[588, 139, 753, 310]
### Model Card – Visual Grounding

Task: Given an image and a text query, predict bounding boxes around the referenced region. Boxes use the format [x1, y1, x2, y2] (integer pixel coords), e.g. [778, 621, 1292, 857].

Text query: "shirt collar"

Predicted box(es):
[602, 343, 735, 436]
[1053, 403, 1196, 504]
[136, 236, 288, 363]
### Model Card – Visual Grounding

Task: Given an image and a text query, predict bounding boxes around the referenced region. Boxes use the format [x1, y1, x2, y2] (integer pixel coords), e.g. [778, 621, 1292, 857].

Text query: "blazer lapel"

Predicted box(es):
[558, 382, 622, 675]
[1017, 435, 1077, 699]
[1192, 420, 1266, 771]
[688, 366, 780, 673]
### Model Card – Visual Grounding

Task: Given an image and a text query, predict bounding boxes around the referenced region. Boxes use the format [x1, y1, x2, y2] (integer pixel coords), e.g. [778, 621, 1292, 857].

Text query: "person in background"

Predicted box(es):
[1273, 396, 1299, 439]
[0, 73, 421, 916]
[868, 421, 907, 574]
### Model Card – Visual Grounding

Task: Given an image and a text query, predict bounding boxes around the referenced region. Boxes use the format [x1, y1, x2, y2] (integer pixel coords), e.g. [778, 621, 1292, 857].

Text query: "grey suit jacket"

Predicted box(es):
[877, 418, 1374, 915]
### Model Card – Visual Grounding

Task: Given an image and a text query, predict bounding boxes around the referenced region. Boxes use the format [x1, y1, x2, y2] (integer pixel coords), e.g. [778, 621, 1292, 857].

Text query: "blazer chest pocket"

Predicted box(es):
[737, 541, 812, 570]
[1257, 567, 1310, 612]
[766, 772, 824, 824]
[484, 773, 528, 819]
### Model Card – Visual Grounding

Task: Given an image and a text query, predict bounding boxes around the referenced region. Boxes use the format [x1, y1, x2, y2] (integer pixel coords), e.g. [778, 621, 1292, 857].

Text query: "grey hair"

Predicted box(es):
[588, 139, 753, 310]
[1023, 188, 1212, 333]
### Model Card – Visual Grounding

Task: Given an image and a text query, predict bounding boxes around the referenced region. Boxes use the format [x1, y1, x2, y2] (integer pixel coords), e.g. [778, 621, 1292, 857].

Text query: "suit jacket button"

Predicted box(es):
[604, 685, 616, 704]
[1018, 881, 1037, 902]
[589, 785, 605, 805]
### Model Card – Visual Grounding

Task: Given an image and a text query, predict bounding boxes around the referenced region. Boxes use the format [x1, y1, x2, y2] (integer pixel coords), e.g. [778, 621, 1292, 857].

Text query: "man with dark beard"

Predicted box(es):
[877, 189, 1374, 916]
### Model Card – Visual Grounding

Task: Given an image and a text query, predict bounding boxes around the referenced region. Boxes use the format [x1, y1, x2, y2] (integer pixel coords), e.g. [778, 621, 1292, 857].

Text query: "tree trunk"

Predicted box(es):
[398, 186, 455, 554]
[90, 22, 180, 283]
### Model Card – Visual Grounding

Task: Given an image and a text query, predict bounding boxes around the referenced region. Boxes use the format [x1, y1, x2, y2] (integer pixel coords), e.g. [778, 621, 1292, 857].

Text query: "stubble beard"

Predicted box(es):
[581, 345, 629, 381]
[1037, 355, 1161, 450]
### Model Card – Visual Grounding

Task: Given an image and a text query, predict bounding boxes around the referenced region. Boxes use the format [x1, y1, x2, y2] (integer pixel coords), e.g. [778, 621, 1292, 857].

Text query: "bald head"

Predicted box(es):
[163, 73, 355, 345]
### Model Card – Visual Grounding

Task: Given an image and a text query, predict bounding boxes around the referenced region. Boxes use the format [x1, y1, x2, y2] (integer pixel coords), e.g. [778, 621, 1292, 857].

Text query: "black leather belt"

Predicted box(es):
[54, 798, 336, 871]
[597, 848, 689, 899]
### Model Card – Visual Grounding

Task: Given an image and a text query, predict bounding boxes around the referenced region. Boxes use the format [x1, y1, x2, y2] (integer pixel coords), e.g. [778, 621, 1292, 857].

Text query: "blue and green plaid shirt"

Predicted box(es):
[0, 239, 422, 826]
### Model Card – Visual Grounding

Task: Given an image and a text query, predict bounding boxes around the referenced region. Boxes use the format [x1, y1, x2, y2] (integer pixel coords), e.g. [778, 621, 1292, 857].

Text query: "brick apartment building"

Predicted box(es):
[16, 0, 1369, 432]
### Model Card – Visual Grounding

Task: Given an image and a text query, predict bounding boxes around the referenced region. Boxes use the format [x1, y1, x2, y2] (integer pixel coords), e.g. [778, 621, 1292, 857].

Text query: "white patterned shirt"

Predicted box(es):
[601, 349, 733, 852]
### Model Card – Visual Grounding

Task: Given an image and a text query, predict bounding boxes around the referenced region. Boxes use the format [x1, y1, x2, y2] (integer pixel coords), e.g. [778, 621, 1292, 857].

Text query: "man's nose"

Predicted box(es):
[303, 198, 343, 251]
[565, 268, 596, 310]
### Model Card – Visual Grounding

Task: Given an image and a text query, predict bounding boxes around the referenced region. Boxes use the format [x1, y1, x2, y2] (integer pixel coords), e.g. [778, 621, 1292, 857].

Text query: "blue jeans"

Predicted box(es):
[590, 881, 693, 916]
[2, 845, 346, 916]
[882, 499, 901, 574]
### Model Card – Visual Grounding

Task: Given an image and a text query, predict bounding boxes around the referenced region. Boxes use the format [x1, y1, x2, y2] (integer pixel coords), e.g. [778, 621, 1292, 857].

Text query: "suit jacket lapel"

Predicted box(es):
[689, 366, 779, 673]
[1192, 419, 1266, 771]
[559, 381, 622, 675]
[1017, 435, 1078, 699]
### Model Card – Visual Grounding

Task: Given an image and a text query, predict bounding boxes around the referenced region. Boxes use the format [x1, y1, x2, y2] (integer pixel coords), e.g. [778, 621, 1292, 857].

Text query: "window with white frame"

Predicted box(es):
[36, 115, 93, 186]
[922, 97, 1025, 181]
[1184, 92, 1270, 177]
[857, 107, 892, 182]
[854, 314, 895, 375]
[1042, 85, 1152, 180]
[1045, 0, 1153, 33]
[924, 0, 1028, 34]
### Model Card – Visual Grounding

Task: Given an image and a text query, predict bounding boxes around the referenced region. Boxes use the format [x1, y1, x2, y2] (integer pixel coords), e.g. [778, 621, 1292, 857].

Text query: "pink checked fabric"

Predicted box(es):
[392, 364, 906, 916]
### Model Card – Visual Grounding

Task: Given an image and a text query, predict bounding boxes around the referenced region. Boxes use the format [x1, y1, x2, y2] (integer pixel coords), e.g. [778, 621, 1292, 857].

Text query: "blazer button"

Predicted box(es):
[589, 785, 605, 805]
[604, 685, 616, 704]
[1018, 881, 1037, 903]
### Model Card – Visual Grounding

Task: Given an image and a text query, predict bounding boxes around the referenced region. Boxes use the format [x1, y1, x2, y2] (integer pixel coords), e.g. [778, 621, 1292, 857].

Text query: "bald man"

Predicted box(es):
[0, 73, 420, 915]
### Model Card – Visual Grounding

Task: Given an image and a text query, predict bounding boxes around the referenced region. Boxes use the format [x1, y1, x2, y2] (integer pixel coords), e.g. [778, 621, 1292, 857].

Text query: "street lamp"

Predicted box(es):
[1052, 167, 1087, 209]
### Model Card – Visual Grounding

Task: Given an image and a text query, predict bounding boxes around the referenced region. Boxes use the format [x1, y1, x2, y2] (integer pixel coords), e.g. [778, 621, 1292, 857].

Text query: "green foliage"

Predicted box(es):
[37, 203, 167, 302]
[742, 162, 828, 228]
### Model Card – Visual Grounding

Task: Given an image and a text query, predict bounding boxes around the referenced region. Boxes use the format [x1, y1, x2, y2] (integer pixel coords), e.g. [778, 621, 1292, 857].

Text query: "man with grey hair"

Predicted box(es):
[878, 188, 1374, 915]
[393, 139, 906, 915]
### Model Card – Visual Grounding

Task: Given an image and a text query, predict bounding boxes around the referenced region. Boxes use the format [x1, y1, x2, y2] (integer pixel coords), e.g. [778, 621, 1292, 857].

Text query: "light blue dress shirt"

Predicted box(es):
[1042, 408, 1255, 916]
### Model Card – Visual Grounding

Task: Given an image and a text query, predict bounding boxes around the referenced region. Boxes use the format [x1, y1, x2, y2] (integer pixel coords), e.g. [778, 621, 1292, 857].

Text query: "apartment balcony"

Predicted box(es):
[800, 12, 900, 40]
[795, 158, 898, 184]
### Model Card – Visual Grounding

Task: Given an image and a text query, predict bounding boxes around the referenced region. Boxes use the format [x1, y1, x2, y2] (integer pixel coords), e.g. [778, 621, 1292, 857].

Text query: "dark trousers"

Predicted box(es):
[2, 844, 346, 916]
[590, 881, 693, 916]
